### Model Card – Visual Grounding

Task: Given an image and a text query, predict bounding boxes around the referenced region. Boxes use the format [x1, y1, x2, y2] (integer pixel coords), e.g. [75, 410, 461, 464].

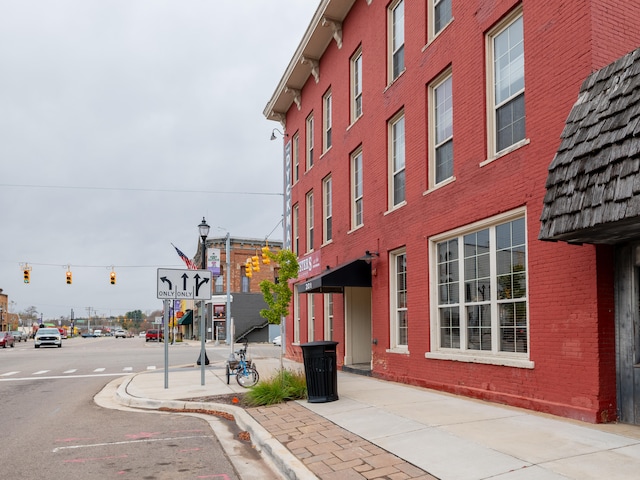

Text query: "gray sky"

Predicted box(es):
[0, 0, 318, 322]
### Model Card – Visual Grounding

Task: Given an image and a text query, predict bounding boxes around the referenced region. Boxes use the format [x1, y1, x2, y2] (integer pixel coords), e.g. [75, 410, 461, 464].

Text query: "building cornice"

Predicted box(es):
[263, 0, 360, 126]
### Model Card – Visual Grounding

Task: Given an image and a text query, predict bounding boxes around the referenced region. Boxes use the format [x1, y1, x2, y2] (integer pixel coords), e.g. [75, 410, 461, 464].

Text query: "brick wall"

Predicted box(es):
[277, 0, 640, 422]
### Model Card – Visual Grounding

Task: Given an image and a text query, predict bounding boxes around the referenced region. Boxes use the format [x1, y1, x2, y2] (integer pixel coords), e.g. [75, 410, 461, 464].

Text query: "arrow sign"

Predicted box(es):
[194, 274, 210, 297]
[160, 276, 173, 290]
[156, 268, 212, 300]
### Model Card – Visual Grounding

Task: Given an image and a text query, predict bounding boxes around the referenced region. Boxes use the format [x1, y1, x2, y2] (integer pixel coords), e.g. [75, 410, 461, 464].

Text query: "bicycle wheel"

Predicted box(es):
[236, 366, 259, 387]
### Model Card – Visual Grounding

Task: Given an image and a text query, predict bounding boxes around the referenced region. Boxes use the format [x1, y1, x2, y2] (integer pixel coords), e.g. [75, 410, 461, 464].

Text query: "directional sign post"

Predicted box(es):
[157, 268, 212, 300]
[157, 269, 212, 389]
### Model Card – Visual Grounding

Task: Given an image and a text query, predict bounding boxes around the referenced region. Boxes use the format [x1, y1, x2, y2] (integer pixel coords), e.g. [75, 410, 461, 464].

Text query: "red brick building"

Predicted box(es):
[264, 0, 640, 423]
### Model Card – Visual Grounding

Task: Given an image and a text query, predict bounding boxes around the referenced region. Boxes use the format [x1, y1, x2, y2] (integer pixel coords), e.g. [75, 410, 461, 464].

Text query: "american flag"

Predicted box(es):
[172, 244, 198, 270]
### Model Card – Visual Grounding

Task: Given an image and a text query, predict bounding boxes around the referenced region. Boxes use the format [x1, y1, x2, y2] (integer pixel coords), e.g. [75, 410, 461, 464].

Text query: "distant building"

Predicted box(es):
[181, 237, 281, 343]
[265, 0, 640, 423]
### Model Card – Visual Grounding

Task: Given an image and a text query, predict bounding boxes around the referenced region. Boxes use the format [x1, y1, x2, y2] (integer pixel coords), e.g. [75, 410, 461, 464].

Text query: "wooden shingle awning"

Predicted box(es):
[539, 47, 640, 245]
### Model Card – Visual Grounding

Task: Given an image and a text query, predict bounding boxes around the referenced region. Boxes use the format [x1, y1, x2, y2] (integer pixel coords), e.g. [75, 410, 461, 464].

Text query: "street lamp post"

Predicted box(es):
[198, 217, 210, 385]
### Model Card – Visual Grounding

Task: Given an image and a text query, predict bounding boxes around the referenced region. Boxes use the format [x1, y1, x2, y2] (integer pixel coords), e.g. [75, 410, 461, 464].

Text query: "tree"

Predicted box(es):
[20, 306, 39, 325]
[259, 249, 299, 325]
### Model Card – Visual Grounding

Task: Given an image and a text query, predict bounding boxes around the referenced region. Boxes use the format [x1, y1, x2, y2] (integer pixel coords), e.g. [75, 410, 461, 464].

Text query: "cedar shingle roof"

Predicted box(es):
[539, 47, 640, 244]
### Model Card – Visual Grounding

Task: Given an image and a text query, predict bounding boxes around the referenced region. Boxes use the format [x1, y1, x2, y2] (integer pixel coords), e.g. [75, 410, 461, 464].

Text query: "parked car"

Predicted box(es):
[81, 331, 96, 338]
[145, 329, 163, 342]
[11, 331, 27, 342]
[272, 335, 282, 346]
[0, 332, 15, 348]
[93, 329, 102, 337]
[34, 328, 61, 348]
[114, 329, 127, 338]
[58, 328, 67, 339]
[139, 331, 146, 338]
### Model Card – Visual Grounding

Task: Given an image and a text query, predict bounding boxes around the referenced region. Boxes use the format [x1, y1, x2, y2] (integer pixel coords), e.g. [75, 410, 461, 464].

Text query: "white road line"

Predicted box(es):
[52, 435, 213, 453]
[1, 371, 19, 376]
[123, 367, 133, 372]
[63, 369, 77, 374]
[33, 370, 50, 375]
[0, 373, 127, 382]
[147, 366, 156, 370]
[93, 368, 106, 372]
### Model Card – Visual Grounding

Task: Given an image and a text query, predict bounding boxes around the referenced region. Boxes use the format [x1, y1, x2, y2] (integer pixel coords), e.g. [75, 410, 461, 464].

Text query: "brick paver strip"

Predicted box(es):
[247, 402, 437, 480]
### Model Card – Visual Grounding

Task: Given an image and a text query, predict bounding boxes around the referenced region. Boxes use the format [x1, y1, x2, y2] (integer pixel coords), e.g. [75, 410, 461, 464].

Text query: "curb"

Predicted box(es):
[115, 373, 317, 480]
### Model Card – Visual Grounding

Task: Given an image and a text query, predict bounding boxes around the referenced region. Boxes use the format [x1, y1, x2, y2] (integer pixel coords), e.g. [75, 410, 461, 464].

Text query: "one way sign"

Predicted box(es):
[156, 268, 212, 300]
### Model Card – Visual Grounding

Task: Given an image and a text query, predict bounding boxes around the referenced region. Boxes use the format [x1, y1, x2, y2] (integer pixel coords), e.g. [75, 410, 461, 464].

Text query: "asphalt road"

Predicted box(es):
[0, 336, 280, 479]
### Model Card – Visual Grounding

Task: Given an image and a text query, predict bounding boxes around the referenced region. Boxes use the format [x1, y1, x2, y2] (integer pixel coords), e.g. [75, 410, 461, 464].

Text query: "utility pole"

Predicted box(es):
[86, 307, 92, 333]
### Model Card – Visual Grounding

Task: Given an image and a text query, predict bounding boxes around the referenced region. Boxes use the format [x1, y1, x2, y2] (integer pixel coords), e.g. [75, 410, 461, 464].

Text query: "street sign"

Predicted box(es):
[156, 268, 212, 300]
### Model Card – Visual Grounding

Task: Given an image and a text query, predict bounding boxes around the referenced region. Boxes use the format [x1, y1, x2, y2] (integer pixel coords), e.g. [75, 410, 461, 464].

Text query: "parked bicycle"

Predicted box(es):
[225, 340, 259, 387]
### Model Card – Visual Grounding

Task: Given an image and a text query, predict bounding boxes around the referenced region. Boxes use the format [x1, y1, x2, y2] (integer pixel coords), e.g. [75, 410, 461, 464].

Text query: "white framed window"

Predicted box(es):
[306, 191, 314, 252]
[307, 294, 315, 342]
[324, 293, 334, 340]
[390, 248, 408, 350]
[429, 71, 453, 187]
[322, 175, 332, 243]
[292, 203, 299, 255]
[294, 289, 300, 344]
[292, 133, 300, 183]
[431, 210, 529, 363]
[351, 48, 363, 122]
[351, 147, 364, 229]
[241, 268, 250, 293]
[323, 89, 332, 152]
[389, 0, 405, 82]
[389, 111, 406, 209]
[487, 8, 525, 157]
[429, 0, 453, 40]
[306, 113, 314, 170]
[215, 274, 224, 294]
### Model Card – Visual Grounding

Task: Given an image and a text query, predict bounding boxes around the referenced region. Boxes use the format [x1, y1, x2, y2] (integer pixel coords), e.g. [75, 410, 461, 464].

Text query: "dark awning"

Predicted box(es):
[298, 259, 371, 294]
[178, 310, 193, 325]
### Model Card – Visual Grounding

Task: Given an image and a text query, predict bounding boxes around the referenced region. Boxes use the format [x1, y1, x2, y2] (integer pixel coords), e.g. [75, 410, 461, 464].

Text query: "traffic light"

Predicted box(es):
[66, 271, 72, 285]
[251, 255, 260, 273]
[23, 270, 30, 284]
[245, 259, 253, 278]
[110, 271, 116, 285]
[261, 246, 271, 264]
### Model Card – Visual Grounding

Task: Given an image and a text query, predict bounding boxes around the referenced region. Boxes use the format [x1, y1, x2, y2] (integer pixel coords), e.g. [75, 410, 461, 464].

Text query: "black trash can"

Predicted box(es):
[301, 341, 339, 403]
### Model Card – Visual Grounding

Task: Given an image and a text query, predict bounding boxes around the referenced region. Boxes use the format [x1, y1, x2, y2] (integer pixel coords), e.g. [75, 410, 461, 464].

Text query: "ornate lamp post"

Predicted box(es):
[198, 217, 210, 384]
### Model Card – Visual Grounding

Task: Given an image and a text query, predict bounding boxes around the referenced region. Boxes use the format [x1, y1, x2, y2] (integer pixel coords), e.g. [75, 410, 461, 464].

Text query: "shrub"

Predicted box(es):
[244, 369, 307, 406]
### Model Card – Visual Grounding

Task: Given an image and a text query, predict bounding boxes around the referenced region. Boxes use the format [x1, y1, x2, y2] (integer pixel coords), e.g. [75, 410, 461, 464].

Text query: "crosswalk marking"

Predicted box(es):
[1, 367, 154, 377]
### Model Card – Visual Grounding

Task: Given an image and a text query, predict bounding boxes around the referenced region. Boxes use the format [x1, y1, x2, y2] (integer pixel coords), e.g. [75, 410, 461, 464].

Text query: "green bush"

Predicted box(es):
[244, 369, 307, 406]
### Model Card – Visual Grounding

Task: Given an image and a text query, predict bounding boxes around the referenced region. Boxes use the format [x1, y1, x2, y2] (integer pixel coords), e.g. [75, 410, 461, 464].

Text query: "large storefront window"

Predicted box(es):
[433, 213, 528, 360]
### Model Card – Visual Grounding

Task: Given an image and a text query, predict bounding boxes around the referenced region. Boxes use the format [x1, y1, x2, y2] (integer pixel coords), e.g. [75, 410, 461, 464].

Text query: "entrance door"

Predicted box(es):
[344, 287, 372, 368]
[615, 243, 640, 424]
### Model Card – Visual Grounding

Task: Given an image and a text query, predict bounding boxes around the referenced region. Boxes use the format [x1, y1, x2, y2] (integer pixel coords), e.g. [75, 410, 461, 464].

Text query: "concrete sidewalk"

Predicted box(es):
[103, 350, 640, 480]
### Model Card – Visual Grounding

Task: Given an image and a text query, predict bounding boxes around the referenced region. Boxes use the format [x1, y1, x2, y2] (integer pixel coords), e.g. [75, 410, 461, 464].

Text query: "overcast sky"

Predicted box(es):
[0, 0, 319, 322]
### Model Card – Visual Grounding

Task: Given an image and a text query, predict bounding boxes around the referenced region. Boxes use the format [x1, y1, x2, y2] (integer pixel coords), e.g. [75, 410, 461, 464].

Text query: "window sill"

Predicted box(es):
[320, 239, 333, 248]
[425, 351, 534, 369]
[424, 176, 456, 195]
[384, 201, 407, 216]
[384, 69, 406, 92]
[423, 17, 454, 51]
[347, 224, 364, 235]
[319, 146, 332, 160]
[482, 138, 530, 167]
[347, 115, 363, 130]
[386, 347, 409, 355]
